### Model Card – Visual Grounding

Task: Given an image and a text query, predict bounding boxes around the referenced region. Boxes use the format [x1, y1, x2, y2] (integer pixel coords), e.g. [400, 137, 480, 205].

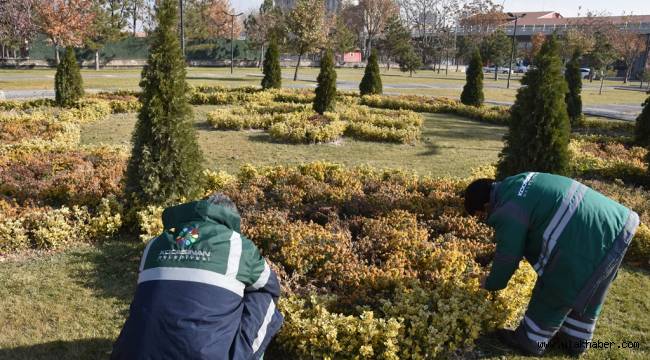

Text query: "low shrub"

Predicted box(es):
[0, 146, 127, 206]
[0, 197, 122, 252]
[269, 113, 348, 144]
[628, 223, 650, 269]
[360, 94, 510, 125]
[207, 103, 423, 144]
[0, 98, 55, 111]
[273, 295, 402, 359]
[345, 122, 420, 144]
[569, 138, 647, 182]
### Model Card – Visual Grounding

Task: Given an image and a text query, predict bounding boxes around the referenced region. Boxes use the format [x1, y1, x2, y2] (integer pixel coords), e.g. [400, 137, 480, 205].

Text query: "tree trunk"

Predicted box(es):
[455, 56, 459, 72]
[55, 44, 60, 64]
[624, 65, 631, 84]
[599, 69, 605, 95]
[589, 68, 594, 83]
[445, 49, 449, 76]
[133, 3, 137, 36]
[259, 44, 264, 69]
[494, 66, 498, 81]
[95, 50, 100, 71]
[410, 69, 413, 77]
[293, 52, 302, 81]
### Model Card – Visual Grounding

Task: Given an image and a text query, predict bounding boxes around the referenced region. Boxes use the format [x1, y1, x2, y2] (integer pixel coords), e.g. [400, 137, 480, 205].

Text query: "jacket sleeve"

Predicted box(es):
[240, 236, 281, 300]
[484, 201, 528, 291]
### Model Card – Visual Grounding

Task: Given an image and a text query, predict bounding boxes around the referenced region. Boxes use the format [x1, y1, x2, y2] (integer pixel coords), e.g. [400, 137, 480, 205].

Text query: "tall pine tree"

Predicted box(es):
[565, 50, 583, 126]
[125, 0, 203, 206]
[261, 39, 281, 89]
[359, 49, 382, 95]
[460, 49, 484, 107]
[55, 47, 84, 107]
[636, 95, 650, 146]
[313, 50, 337, 114]
[497, 36, 571, 179]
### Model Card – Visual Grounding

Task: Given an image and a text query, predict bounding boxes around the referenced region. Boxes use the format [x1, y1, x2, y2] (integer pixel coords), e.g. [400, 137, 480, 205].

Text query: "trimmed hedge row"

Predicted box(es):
[207, 103, 424, 144]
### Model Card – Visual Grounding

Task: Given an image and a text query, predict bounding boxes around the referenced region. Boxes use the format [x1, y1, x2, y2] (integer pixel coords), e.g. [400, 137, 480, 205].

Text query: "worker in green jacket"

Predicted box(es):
[464, 172, 639, 357]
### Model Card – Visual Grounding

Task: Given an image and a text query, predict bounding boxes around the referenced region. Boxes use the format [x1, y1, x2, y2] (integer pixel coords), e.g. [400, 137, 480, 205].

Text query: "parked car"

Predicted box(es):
[580, 68, 591, 79]
[515, 65, 529, 73]
[482, 65, 514, 74]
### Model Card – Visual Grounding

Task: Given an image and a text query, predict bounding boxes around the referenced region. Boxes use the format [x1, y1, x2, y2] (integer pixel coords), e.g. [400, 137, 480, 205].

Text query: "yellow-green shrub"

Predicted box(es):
[569, 138, 647, 181]
[274, 295, 402, 360]
[136, 205, 164, 241]
[0, 218, 29, 253]
[269, 113, 347, 144]
[628, 223, 650, 269]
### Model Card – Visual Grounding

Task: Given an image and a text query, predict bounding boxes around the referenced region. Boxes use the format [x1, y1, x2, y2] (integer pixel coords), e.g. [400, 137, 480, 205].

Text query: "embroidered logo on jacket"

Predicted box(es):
[176, 226, 199, 248]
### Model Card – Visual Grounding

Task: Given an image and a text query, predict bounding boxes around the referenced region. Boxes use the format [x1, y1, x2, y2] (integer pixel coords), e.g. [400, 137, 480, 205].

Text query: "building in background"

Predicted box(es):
[274, 0, 340, 13]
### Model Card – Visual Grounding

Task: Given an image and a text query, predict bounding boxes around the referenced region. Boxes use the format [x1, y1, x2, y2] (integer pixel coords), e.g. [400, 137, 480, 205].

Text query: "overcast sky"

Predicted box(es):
[230, 0, 650, 16]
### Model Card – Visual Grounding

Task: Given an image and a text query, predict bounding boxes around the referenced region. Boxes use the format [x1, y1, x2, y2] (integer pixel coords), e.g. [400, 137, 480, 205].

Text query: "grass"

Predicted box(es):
[1, 67, 647, 107]
[80, 105, 506, 177]
[1, 240, 648, 359]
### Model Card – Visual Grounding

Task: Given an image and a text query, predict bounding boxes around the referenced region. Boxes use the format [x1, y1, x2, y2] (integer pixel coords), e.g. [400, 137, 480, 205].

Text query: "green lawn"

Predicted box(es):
[1, 67, 646, 107]
[1, 240, 648, 359]
[80, 106, 506, 177]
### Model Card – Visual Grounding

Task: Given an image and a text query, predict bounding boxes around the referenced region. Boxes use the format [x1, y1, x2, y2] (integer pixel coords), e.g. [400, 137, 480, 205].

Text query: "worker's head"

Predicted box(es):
[464, 178, 495, 218]
[205, 192, 239, 216]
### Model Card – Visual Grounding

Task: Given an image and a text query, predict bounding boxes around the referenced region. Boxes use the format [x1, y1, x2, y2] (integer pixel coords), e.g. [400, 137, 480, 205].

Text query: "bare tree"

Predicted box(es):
[37, 0, 96, 63]
[286, 0, 329, 80]
[359, 0, 397, 57]
[611, 18, 646, 83]
[0, 0, 39, 59]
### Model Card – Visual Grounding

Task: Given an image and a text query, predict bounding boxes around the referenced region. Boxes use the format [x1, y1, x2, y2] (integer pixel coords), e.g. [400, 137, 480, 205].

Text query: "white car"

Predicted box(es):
[483, 65, 514, 74]
[580, 68, 591, 79]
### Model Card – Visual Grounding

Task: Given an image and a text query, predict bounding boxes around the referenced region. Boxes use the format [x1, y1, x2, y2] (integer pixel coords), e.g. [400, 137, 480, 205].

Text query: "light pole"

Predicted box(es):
[179, 0, 185, 57]
[506, 12, 525, 89]
[223, 11, 244, 74]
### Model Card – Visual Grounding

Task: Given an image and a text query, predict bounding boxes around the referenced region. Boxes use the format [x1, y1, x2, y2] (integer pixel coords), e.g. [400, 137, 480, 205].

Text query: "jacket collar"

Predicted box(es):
[162, 200, 241, 232]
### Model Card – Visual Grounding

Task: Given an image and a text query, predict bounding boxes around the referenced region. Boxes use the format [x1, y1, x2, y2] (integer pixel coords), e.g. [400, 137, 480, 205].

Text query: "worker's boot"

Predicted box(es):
[496, 328, 546, 356]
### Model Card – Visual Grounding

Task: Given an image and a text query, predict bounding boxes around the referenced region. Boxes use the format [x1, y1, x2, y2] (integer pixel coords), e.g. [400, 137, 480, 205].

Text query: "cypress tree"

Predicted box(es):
[359, 49, 382, 95]
[460, 49, 484, 107]
[636, 95, 650, 146]
[313, 49, 337, 114]
[565, 50, 583, 126]
[54, 47, 84, 107]
[497, 36, 571, 179]
[125, 0, 203, 206]
[261, 39, 281, 89]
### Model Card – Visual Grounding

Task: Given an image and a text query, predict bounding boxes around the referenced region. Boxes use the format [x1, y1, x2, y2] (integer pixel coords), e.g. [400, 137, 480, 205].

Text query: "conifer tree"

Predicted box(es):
[565, 50, 583, 126]
[54, 47, 84, 107]
[261, 38, 281, 89]
[125, 0, 203, 206]
[359, 49, 382, 95]
[497, 36, 571, 178]
[460, 49, 484, 107]
[313, 49, 337, 114]
[636, 95, 650, 146]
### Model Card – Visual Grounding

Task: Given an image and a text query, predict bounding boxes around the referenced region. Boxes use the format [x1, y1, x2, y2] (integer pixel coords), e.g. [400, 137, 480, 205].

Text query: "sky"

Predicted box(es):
[229, 0, 650, 16]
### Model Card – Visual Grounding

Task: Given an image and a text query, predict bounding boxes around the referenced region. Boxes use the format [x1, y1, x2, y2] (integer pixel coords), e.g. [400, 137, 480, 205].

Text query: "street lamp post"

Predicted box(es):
[223, 11, 244, 74]
[179, 0, 185, 57]
[506, 12, 526, 89]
